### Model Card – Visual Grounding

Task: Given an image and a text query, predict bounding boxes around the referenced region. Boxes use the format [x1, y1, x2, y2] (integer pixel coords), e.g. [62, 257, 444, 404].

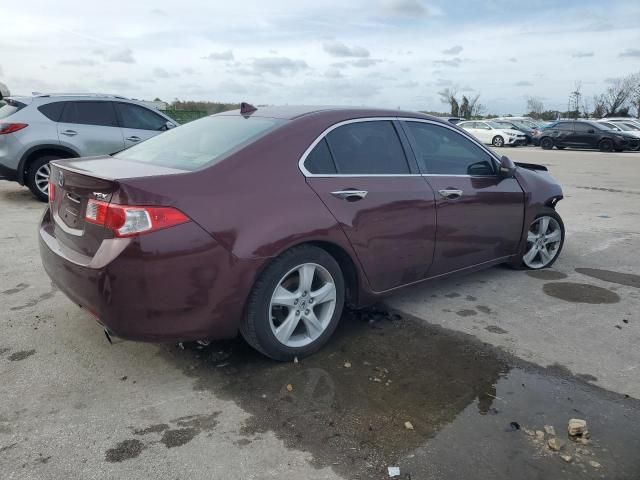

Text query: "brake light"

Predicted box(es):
[85, 200, 189, 237]
[48, 181, 55, 202]
[0, 123, 28, 135]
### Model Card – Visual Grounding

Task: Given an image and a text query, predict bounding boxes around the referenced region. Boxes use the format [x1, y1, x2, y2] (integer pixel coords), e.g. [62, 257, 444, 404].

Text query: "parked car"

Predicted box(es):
[493, 120, 536, 145]
[537, 120, 640, 152]
[0, 93, 177, 201]
[597, 121, 640, 150]
[601, 117, 640, 129]
[437, 116, 464, 125]
[457, 120, 527, 147]
[40, 105, 565, 360]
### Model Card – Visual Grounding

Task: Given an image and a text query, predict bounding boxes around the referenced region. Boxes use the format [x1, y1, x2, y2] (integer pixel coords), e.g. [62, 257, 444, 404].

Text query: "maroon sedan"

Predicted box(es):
[39, 105, 565, 360]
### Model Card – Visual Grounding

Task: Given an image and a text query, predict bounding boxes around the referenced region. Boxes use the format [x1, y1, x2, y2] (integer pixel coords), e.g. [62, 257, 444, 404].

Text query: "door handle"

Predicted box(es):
[61, 130, 77, 137]
[438, 189, 463, 200]
[331, 190, 368, 201]
[126, 136, 141, 142]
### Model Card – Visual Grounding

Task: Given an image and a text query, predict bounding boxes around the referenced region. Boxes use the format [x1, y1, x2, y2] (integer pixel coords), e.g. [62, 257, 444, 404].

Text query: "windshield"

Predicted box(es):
[114, 115, 285, 171]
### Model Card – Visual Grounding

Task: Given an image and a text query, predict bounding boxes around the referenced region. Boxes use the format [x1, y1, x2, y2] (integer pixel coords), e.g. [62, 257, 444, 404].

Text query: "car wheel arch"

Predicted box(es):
[252, 240, 363, 309]
[18, 145, 79, 185]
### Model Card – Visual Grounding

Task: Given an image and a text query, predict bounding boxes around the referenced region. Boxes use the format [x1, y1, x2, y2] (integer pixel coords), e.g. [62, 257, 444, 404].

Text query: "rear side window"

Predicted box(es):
[115, 103, 167, 131]
[60, 101, 117, 127]
[574, 122, 593, 132]
[305, 139, 337, 174]
[325, 121, 409, 174]
[0, 99, 26, 119]
[555, 122, 574, 131]
[114, 115, 284, 171]
[38, 102, 66, 122]
[404, 121, 495, 176]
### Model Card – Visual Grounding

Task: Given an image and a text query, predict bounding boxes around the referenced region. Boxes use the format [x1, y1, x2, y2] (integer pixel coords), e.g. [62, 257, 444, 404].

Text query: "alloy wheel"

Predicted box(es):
[493, 136, 504, 147]
[523, 216, 563, 269]
[35, 163, 51, 196]
[269, 263, 337, 348]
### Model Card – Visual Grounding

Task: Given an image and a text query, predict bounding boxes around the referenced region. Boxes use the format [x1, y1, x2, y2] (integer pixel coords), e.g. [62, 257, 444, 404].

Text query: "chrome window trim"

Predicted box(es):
[298, 116, 501, 178]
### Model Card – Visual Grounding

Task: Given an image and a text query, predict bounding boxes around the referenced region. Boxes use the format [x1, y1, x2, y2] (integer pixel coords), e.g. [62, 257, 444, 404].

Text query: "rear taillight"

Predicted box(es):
[48, 181, 55, 202]
[85, 200, 189, 237]
[0, 123, 28, 135]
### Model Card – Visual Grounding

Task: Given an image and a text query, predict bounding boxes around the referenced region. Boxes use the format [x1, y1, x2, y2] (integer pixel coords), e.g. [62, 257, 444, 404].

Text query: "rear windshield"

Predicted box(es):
[114, 115, 285, 170]
[0, 99, 25, 119]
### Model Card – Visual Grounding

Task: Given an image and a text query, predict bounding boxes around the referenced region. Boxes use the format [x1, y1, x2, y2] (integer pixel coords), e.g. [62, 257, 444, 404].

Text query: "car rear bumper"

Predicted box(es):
[39, 208, 259, 342]
[0, 162, 18, 181]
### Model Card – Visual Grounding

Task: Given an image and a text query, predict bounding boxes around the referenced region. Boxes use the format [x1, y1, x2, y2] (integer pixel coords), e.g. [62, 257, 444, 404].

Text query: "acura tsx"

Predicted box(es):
[39, 104, 565, 360]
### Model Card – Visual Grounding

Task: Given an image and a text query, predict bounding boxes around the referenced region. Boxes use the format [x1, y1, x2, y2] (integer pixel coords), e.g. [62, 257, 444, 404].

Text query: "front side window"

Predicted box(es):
[404, 121, 495, 176]
[477, 122, 492, 130]
[114, 115, 284, 171]
[115, 103, 168, 131]
[324, 120, 410, 174]
[60, 101, 117, 127]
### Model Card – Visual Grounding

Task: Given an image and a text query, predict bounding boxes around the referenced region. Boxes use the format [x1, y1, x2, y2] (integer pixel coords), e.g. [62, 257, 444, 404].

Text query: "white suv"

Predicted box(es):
[0, 93, 176, 200]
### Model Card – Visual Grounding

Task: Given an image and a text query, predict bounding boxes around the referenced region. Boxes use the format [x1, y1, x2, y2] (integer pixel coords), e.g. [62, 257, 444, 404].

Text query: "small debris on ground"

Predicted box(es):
[560, 455, 573, 463]
[589, 460, 601, 468]
[286, 384, 293, 392]
[372, 377, 382, 383]
[404, 421, 414, 430]
[388, 466, 400, 477]
[568, 419, 587, 437]
[293, 356, 299, 364]
[508, 421, 520, 431]
[544, 425, 555, 436]
[547, 438, 565, 451]
[344, 362, 351, 368]
[535, 430, 545, 440]
[119, 376, 127, 381]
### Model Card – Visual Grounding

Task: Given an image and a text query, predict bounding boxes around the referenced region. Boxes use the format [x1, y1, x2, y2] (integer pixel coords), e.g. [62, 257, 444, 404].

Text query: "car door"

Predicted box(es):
[114, 102, 173, 148]
[475, 122, 493, 144]
[572, 122, 597, 148]
[554, 121, 575, 146]
[57, 101, 125, 156]
[401, 120, 525, 276]
[302, 119, 437, 292]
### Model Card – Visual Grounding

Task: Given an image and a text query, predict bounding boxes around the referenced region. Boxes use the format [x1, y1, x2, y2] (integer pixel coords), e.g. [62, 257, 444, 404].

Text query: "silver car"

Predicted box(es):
[0, 93, 176, 200]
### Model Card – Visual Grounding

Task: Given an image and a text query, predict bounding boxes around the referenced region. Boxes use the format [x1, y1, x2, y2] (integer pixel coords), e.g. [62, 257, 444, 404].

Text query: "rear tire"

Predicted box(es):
[240, 245, 345, 361]
[26, 155, 60, 202]
[492, 135, 504, 147]
[599, 139, 613, 152]
[540, 137, 554, 150]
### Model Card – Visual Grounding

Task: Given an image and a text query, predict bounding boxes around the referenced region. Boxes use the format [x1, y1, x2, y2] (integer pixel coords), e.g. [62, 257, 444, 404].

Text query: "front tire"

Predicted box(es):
[26, 155, 60, 202]
[520, 210, 565, 270]
[240, 245, 345, 361]
[540, 137, 554, 150]
[599, 139, 613, 152]
[492, 135, 504, 147]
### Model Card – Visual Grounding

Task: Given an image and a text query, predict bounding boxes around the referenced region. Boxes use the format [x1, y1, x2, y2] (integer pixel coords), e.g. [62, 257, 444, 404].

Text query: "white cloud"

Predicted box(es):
[59, 58, 97, 66]
[203, 50, 234, 61]
[323, 41, 370, 58]
[251, 57, 308, 76]
[382, 0, 442, 17]
[442, 45, 463, 55]
[619, 48, 640, 57]
[106, 48, 136, 64]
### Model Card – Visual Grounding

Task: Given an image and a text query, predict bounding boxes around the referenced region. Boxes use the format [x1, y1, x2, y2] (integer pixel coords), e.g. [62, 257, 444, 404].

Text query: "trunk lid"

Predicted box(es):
[49, 157, 187, 256]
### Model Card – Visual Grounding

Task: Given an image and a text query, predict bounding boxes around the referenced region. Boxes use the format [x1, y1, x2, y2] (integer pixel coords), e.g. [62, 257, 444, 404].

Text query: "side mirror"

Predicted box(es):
[499, 155, 516, 178]
[163, 121, 176, 131]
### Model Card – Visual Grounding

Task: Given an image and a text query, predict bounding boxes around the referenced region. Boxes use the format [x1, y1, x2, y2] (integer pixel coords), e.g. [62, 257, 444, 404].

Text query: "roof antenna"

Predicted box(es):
[240, 102, 257, 115]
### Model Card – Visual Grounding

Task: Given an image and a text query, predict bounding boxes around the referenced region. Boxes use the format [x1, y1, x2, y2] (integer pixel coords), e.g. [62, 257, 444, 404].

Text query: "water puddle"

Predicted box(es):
[162, 308, 640, 479]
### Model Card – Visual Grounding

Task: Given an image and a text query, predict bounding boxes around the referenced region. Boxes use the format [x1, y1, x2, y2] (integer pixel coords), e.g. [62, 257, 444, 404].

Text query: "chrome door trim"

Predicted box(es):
[298, 116, 502, 178]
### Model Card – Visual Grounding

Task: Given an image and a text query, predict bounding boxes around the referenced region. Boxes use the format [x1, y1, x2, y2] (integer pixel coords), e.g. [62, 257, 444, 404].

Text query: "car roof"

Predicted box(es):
[215, 105, 442, 122]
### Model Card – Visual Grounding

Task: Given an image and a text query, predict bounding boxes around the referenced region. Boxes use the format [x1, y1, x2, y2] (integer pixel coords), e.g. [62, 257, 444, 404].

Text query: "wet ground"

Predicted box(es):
[156, 308, 640, 480]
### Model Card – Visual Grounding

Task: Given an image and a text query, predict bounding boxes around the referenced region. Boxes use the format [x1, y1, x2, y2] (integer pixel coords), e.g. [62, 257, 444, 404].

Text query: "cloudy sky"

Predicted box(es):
[1, 0, 639, 114]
